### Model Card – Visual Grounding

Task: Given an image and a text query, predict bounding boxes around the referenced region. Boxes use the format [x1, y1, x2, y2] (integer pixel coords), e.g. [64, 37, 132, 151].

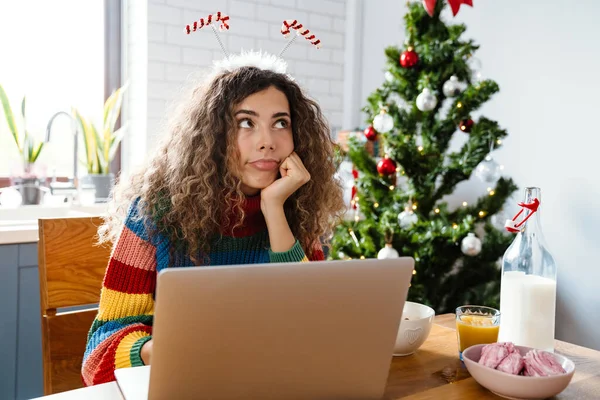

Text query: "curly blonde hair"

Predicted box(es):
[98, 66, 345, 262]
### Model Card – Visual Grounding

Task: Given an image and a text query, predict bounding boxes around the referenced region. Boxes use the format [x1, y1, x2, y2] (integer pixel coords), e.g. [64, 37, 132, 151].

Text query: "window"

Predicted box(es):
[0, 0, 105, 179]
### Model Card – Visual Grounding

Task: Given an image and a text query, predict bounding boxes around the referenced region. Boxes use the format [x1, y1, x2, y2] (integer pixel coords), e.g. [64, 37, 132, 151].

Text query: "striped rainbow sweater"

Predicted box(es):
[82, 195, 322, 386]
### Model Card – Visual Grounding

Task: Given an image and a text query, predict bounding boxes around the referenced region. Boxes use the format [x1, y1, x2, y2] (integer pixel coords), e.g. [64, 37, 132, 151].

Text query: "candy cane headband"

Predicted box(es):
[280, 19, 322, 53]
[184, 12, 322, 74]
[185, 12, 230, 58]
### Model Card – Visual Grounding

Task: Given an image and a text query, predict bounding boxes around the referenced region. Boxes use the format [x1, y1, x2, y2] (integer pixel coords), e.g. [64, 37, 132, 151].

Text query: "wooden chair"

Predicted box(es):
[37, 216, 111, 395]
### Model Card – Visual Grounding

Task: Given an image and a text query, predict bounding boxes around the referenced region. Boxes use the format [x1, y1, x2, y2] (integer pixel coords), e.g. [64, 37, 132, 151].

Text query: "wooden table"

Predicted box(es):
[385, 314, 600, 399]
[33, 314, 600, 399]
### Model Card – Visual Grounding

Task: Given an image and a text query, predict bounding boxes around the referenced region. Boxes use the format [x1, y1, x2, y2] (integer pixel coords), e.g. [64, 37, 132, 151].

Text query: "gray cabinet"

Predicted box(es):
[0, 243, 44, 400]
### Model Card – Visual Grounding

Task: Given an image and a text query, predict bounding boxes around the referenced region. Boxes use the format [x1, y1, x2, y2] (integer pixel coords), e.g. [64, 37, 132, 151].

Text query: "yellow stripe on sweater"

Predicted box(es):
[115, 330, 151, 369]
[97, 287, 155, 322]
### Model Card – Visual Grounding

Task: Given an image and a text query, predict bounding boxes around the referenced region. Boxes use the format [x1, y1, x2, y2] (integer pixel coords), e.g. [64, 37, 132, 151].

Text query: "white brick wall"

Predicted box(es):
[123, 0, 346, 171]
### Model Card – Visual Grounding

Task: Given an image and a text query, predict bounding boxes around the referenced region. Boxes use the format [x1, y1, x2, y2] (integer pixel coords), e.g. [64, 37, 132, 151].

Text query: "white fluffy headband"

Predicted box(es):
[184, 12, 322, 75]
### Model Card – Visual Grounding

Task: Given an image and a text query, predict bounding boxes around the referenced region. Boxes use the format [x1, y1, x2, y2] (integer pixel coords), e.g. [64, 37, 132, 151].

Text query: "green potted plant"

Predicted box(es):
[73, 83, 128, 202]
[0, 84, 46, 205]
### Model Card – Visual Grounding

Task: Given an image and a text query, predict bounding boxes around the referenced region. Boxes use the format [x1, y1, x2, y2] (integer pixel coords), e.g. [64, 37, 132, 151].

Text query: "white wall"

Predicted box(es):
[123, 0, 149, 178]
[355, 0, 600, 350]
[123, 0, 347, 175]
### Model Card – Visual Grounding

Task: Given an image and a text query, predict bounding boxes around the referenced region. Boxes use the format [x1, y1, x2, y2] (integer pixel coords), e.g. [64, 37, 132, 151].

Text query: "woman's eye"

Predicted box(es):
[274, 119, 289, 129]
[238, 119, 253, 128]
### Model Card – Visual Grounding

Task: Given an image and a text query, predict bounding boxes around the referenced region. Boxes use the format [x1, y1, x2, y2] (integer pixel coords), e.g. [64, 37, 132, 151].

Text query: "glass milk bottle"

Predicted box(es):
[499, 187, 557, 352]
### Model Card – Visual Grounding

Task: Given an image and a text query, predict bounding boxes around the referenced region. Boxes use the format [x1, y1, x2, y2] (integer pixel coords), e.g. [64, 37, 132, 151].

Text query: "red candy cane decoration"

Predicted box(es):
[281, 20, 321, 49]
[185, 11, 230, 34]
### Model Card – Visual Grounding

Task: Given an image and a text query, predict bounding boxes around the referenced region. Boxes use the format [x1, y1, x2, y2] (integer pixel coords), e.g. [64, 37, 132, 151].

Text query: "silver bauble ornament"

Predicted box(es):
[398, 210, 418, 229]
[377, 243, 400, 259]
[443, 75, 462, 97]
[416, 88, 437, 111]
[373, 110, 394, 133]
[461, 233, 482, 256]
[475, 155, 502, 183]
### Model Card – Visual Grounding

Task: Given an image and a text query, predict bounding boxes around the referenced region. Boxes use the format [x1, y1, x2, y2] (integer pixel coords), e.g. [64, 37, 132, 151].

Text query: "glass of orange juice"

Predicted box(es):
[456, 305, 500, 360]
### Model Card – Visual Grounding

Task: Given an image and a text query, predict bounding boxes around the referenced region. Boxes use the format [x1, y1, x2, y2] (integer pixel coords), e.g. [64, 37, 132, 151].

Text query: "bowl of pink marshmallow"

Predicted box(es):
[462, 342, 575, 400]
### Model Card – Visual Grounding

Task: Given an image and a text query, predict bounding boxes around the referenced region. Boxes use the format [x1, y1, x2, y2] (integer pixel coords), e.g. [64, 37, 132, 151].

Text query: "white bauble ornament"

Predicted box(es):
[443, 75, 462, 97]
[416, 88, 437, 111]
[468, 57, 485, 83]
[373, 110, 394, 133]
[385, 71, 394, 83]
[398, 210, 418, 229]
[475, 155, 502, 183]
[461, 233, 482, 256]
[377, 243, 400, 259]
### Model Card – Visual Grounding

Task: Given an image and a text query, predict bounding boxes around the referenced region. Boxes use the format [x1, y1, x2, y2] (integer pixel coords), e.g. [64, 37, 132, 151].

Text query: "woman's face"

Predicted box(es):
[235, 86, 294, 196]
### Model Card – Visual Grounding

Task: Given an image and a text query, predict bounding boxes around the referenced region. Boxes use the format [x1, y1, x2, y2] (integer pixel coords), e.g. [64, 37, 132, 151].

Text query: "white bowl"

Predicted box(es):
[462, 344, 575, 399]
[393, 301, 435, 356]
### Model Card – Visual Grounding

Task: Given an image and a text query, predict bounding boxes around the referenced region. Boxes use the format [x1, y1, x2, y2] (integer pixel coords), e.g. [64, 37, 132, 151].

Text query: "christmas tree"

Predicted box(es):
[330, 0, 518, 314]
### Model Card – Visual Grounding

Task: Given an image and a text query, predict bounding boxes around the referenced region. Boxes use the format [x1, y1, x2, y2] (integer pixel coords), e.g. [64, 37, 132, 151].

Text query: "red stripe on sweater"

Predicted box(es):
[103, 258, 157, 294]
[86, 324, 153, 386]
[220, 195, 266, 237]
[308, 241, 325, 261]
[112, 226, 156, 271]
[310, 248, 324, 261]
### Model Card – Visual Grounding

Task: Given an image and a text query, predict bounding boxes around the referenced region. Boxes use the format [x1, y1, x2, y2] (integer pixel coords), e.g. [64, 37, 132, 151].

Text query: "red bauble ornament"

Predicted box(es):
[423, 0, 474, 17]
[364, 125, 378, 141]
[377, 157, 397, 176]
[459, 119, 474, 133]
[400, 47, 419, 68]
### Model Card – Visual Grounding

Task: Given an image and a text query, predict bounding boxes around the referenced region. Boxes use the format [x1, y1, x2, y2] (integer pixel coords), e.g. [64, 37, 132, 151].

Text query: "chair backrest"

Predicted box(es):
[38, 216, 111, 395]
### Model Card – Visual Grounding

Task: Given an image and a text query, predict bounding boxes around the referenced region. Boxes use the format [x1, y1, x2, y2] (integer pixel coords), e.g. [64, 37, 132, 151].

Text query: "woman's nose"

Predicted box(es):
[258, 127, 275, 150]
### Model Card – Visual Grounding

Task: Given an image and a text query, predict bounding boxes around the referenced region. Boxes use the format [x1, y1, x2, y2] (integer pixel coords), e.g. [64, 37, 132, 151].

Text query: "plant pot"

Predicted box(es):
[13, 177, 44, 205]
[82, 174, 115, 203]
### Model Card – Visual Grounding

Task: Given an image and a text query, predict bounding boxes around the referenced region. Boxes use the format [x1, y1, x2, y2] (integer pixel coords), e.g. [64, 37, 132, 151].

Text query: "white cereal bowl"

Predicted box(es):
[462, 344, 575, 400]
[393, 301, 435, 356]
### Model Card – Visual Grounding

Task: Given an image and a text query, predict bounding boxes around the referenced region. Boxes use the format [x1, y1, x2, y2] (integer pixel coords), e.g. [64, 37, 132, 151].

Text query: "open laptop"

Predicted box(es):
[115, 257, 414, 400]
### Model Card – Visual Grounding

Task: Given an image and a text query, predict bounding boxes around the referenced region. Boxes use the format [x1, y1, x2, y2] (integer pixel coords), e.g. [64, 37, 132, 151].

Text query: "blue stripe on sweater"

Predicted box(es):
[83, 320, 126, 362]
[207, 249, 271, 266]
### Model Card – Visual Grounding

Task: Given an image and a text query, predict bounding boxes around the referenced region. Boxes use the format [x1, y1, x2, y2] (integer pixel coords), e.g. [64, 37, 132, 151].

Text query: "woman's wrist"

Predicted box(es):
[140, 339, 153, 365]
[260, 197, 284, 216]
[262, 202, 295, 252]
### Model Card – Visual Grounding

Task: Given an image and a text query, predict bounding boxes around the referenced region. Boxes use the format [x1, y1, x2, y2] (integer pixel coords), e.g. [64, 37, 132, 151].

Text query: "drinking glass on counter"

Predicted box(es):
[456, 305, 500, 360]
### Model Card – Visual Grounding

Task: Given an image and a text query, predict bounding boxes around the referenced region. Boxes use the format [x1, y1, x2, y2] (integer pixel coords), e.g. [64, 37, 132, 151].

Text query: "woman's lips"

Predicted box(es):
[249, 159, 279, 171]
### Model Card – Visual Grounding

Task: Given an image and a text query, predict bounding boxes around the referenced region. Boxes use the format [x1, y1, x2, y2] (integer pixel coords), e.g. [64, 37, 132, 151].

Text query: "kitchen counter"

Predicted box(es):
[0, 204, 107, 244]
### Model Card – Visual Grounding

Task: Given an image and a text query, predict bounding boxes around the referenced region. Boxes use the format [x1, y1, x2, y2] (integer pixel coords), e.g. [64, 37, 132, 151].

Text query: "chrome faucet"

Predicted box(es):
[45, 111, 79, 197]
